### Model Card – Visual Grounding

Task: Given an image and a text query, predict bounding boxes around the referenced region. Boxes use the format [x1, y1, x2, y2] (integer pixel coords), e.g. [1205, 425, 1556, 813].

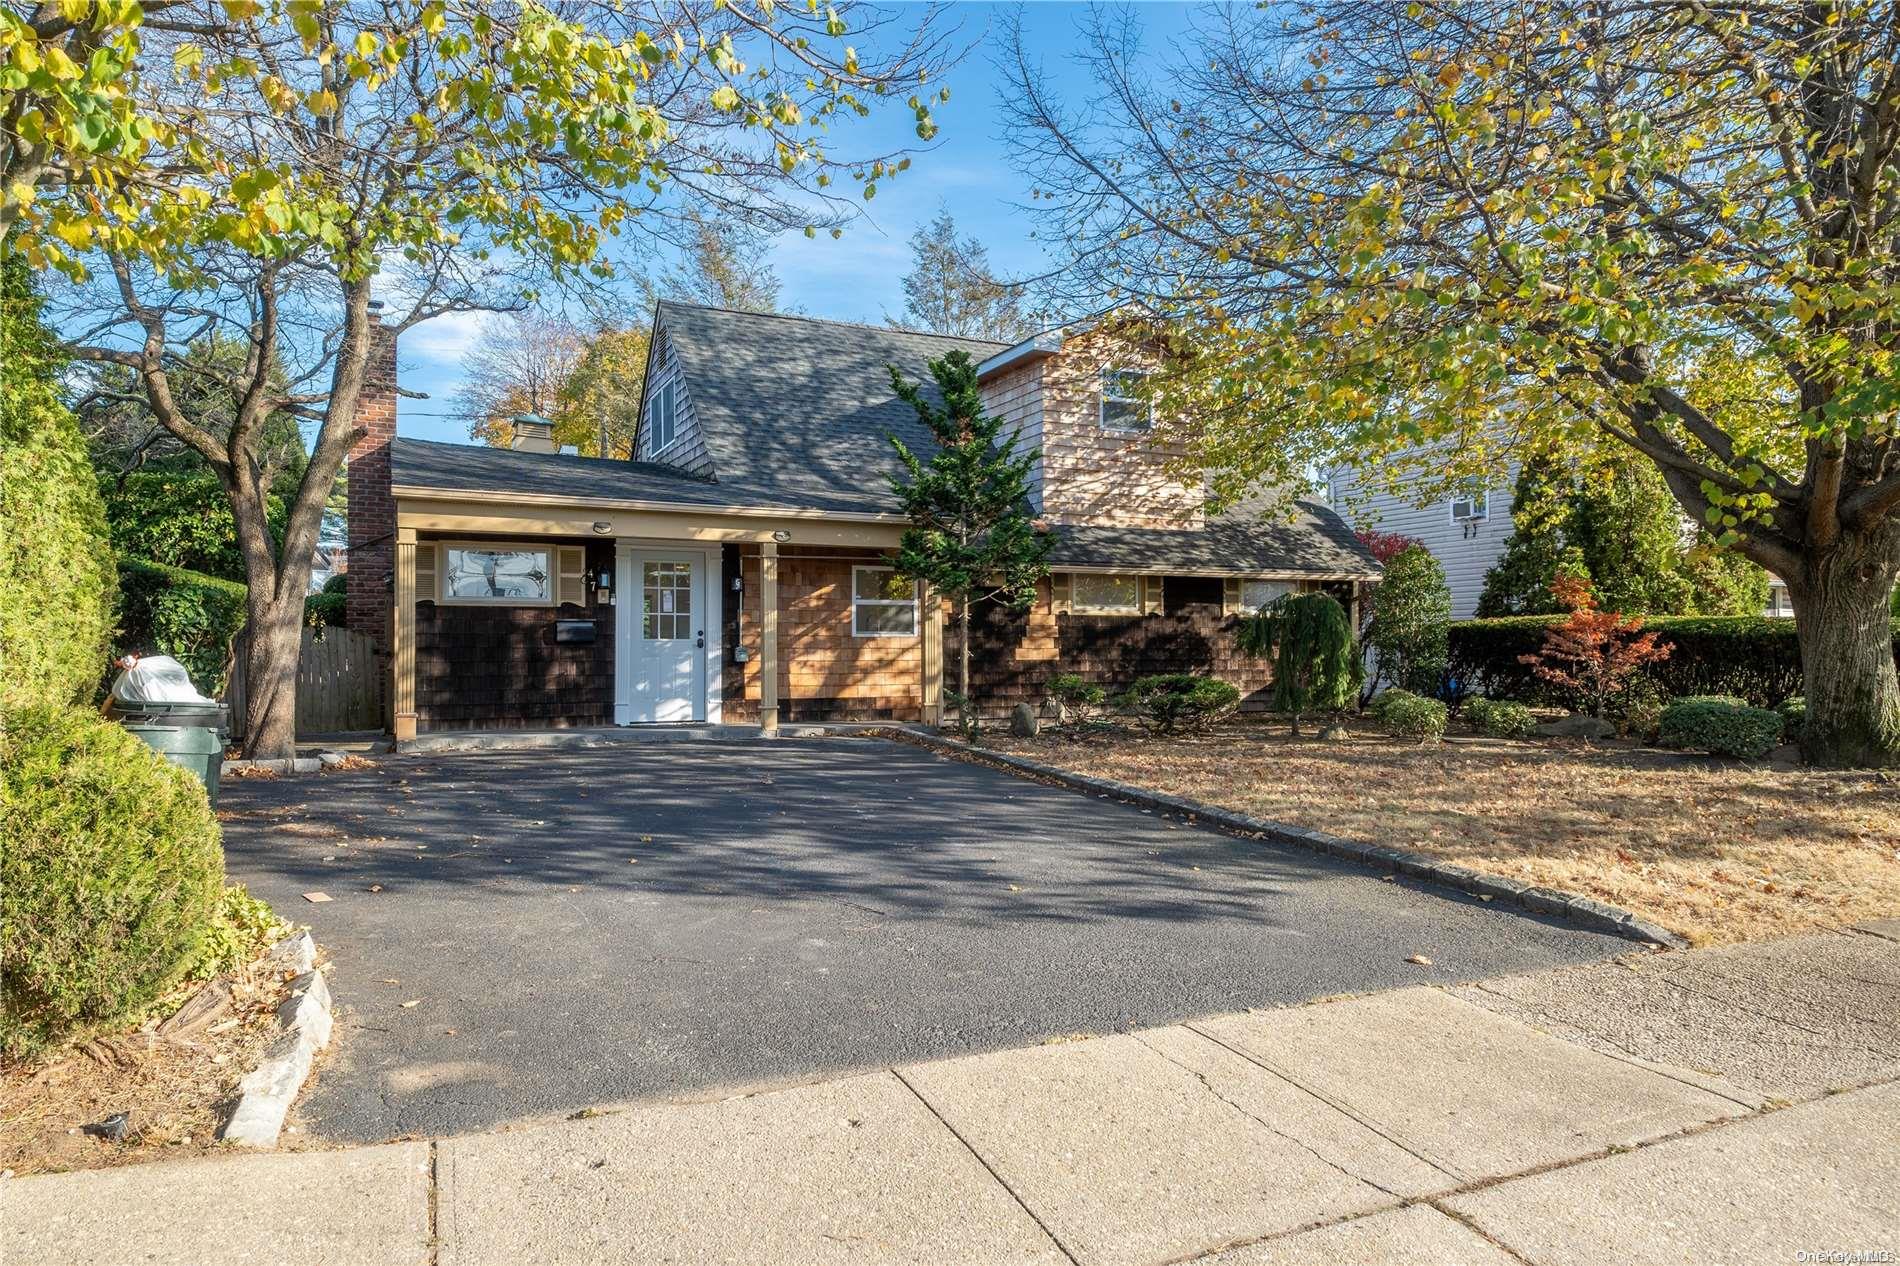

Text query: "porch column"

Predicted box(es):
[921, 581, 943, 727]
[392, 527, 417, 742]
[759, 541, 780, 736]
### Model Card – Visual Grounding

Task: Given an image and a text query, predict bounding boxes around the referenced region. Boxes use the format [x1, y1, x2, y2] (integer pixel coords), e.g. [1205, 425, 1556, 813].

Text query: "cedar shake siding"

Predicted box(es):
[413, 539, 614, 731]
[723, 545, 927, 723]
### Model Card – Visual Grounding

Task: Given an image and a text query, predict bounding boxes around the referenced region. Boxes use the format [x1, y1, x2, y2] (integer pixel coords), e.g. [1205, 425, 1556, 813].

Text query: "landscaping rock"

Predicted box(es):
[317, 749, 348, 767]
[1318, 723, 1350, 741]
[1535, 713, 1616, 740]
[1009, 703, 1040, 738]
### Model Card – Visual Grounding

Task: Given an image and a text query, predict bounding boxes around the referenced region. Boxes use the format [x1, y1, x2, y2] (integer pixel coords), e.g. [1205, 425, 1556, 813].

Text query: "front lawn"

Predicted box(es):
[979, 721, 1899, 947]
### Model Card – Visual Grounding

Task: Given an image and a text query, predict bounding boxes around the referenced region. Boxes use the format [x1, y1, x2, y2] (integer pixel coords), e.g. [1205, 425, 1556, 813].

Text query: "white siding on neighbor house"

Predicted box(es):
[1327, 462, 1520, 618]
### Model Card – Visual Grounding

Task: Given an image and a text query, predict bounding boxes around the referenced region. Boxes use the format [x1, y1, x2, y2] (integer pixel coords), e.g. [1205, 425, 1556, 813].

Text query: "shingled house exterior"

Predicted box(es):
[347, 301, 1380, 738]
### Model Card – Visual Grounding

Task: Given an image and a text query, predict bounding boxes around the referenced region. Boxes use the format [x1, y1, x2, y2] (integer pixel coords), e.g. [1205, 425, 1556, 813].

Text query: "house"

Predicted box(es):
[347, 302, 1381, 738]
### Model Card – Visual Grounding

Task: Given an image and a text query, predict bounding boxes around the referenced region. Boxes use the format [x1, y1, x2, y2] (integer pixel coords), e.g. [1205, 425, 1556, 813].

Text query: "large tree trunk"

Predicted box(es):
[1787, 530, 1900, 768]
[240, 594, 304, 761]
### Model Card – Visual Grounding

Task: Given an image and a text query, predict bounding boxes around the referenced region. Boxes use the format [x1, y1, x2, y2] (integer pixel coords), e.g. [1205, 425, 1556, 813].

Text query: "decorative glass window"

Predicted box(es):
[1071, 573, 1142, 613]
[1241, 579, 1295, 612]
[1450, 484, 1489, 522]
[1099, 369, 1153, 432]
[645, 379, 678, 456]
[642, 560, 694, 640]
[852, 566, 918, 637]
[441, 545, 553, 605]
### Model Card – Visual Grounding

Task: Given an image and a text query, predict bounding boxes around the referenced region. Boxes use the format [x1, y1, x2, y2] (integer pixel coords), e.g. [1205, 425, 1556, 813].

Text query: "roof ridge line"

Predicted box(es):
[655, 299, 1013, 348]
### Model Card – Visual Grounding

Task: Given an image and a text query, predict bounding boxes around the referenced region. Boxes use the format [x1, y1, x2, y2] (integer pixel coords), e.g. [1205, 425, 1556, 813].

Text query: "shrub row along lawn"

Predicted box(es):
[983, 721, 1899, 947]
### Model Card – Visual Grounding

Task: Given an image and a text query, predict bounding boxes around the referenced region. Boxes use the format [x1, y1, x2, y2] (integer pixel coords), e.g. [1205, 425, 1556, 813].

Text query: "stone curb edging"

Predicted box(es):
[890, 727, 1689, 951]
[221, 932, 335, 1147]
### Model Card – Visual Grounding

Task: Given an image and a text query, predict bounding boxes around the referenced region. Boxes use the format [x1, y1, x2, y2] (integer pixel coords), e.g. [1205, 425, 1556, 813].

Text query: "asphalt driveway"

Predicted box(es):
[219, 737, 1629, 1142]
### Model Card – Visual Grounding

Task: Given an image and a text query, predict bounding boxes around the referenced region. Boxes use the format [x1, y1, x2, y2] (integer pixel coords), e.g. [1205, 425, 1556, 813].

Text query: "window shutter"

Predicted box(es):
[1222, 577, 1241, 616]
[1051, 573, 1072, 614]
[414, 543, 437, 602]
[557, 546, 588, 606]
[1141, 576, 1164, 615]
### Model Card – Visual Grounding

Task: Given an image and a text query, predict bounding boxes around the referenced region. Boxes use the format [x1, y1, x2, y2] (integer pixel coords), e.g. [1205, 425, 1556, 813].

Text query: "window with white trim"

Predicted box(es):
[1450, 485, 1488, 522]
[440, 544, 554, 605]
[1240, 579, 1295, 612]
[644, 379, 678, 456]
[1071, 573, 1142, 613]
[1099, 369, 1153, 432]
[851, 566, 918, 637]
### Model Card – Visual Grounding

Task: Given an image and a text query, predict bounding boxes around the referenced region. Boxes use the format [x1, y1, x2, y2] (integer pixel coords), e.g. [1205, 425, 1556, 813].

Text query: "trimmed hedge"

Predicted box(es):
[304, 589, 346, 629]
[1122, 674, 1241, 733]
[1380, 693, 1448, 741]
[1658, 699, 1785, 760]
[1, 706, 224, 1059]
[1466, 696, 1538, 739]
[1448, 615, 1900, 708]
[117, 559, 249, 694]
[0, 260, 116, 712]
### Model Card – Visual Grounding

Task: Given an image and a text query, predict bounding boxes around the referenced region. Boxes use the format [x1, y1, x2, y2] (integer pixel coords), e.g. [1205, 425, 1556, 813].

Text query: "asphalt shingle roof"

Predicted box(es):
[1051, 503, 1381, 577]
[391, 303, 1379, 577]
[655, 300, 1005, 514]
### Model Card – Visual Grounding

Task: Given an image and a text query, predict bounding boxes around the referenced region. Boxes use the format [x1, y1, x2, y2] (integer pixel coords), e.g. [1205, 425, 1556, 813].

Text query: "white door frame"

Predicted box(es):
[613, 540, 723, 725]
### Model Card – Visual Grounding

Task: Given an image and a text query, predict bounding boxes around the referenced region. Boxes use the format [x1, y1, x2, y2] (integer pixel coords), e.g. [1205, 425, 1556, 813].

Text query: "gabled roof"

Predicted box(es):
[653, 300, 1005, 513]
[1051, 501, 1382, 578]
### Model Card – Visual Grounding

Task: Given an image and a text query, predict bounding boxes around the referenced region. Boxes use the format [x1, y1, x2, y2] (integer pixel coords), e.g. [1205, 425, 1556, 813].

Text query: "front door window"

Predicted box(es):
[643, 561, 694, 641]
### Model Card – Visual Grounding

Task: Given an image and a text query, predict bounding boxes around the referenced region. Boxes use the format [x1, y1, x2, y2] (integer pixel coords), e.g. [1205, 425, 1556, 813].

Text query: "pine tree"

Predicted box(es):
[887, 351, 1052, 731]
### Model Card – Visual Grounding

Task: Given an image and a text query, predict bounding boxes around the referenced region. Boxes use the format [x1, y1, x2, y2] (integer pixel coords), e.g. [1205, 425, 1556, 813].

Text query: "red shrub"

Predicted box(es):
[1518, 573, 1670, 717]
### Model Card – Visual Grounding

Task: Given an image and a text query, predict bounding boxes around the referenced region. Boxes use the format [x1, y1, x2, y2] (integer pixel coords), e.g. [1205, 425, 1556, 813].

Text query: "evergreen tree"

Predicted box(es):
[1364, 546, 1453, 696]
[887, 351, 1052, 731]
[1237, 591, 1360, 736]
[1475, 451, 1574, 617]
[896, 206, 1033, 342]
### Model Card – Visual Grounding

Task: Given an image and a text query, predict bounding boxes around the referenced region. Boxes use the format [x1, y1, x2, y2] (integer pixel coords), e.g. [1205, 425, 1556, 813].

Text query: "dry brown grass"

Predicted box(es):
[0, 959, 315, 1175]
[981, 720, 1900, 947]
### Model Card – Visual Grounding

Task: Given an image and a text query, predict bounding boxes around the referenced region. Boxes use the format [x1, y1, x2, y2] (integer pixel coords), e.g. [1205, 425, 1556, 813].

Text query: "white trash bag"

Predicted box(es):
[110, 654, 216, 706]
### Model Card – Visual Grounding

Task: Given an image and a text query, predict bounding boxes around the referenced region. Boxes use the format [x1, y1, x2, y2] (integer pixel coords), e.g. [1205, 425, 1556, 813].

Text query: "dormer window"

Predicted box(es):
[1100, 369, 1153, 433]
[645, 379, 678, 457]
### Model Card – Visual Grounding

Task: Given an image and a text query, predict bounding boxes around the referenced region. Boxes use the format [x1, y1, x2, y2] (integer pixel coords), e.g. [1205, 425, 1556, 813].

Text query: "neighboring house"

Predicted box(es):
[1325, 463, 1512, 619]
[348, 301, 1381, 738]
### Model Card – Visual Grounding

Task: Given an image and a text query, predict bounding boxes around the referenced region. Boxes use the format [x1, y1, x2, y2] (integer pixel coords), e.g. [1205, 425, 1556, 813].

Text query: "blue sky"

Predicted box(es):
[399, 2, 1203, 444]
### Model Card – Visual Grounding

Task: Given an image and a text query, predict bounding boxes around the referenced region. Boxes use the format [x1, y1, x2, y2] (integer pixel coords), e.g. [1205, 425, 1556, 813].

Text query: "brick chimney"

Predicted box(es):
[347, 307, 399, 647]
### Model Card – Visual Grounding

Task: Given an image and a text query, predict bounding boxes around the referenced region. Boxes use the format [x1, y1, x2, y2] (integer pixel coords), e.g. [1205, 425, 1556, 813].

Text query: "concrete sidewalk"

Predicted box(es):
[7, 926, 1897, 1266]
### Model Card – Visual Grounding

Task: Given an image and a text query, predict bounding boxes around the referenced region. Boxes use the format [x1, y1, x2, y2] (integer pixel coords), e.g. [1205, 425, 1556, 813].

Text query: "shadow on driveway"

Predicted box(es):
[220, 738, 1629, 1142]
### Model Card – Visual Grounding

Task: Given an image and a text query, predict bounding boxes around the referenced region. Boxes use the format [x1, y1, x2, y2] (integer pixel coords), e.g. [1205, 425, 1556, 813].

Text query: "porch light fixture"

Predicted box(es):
[771, 529, 792, 543]
[591, 521, 612, 534]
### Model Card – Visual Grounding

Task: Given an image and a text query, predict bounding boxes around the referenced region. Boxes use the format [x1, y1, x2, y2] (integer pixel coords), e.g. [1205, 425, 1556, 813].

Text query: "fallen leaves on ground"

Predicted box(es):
[982, 722, 1900, 947]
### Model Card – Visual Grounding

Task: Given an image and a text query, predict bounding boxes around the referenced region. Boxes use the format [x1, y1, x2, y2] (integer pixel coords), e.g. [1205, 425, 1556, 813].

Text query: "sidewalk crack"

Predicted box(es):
[1131, 1031, 1405, 1200]
[888, 1068, 1081, 1265]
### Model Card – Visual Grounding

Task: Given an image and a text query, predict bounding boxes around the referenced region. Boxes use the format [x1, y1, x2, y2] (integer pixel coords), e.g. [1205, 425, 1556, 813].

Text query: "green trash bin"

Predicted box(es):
[121, 723, 226, 808]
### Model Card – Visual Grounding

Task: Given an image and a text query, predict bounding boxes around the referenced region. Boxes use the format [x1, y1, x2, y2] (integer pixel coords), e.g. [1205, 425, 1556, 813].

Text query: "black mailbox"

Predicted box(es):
[554, 619, 597, 645]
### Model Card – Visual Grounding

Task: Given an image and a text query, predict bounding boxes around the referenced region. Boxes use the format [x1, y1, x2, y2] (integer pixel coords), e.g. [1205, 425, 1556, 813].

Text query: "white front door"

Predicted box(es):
[619, 549, 707, 723]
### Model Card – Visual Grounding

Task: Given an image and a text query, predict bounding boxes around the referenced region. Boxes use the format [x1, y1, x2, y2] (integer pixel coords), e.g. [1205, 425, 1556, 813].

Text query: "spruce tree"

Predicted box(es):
[888, 351, 1052, 731]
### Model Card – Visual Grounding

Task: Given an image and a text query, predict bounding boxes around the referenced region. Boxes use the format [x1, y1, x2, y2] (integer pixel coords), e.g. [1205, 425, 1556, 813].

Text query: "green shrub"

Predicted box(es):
[1448, 614, 1900, 707]
[1466, 697, 1537, 739]
[1777, 696, 1807, 742]
[98, 466, 284, 583]
[1367, 688, 1421, 721]
[1364, 545, 1451, 695]
[0, 258, 116, 713]
[1047, 672, 1109, 728]
[117, 559, 249, 694]
[321, 572, 348, 595]
[176, 884, 291, 984]
[1658, 700, 1785, 760]
[1122, 674, 1241, 734]
[1380, 692, 1448, 741]
[304, 589, 347, 630]
[1673, 694, 1749, 709]
[1, 706, 224, 1059]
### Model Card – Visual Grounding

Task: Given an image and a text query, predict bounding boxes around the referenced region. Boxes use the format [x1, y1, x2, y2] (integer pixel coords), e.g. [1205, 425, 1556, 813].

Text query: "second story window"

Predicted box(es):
[1450, 484, 1488, 523]
[1100, 369, 1153, 433]
[645, 379, 678, 457]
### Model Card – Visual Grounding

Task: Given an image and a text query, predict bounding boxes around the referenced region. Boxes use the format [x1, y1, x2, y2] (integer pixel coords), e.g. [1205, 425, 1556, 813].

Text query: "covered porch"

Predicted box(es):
[387, 489, 945, 740]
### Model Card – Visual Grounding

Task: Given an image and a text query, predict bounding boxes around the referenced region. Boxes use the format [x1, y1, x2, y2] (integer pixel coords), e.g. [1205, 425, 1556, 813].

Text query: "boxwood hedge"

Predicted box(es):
[1658, 699, 1786, 760]
[1447, 615, 1900, 708]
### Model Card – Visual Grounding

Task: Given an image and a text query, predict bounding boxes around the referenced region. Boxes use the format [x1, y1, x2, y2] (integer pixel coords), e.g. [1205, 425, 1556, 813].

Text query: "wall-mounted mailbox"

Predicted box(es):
[554, 619, 598, 645]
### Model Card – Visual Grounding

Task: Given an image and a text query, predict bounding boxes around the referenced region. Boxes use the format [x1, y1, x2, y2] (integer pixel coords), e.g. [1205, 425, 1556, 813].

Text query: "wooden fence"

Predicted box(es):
[226, 626, 385, 739]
